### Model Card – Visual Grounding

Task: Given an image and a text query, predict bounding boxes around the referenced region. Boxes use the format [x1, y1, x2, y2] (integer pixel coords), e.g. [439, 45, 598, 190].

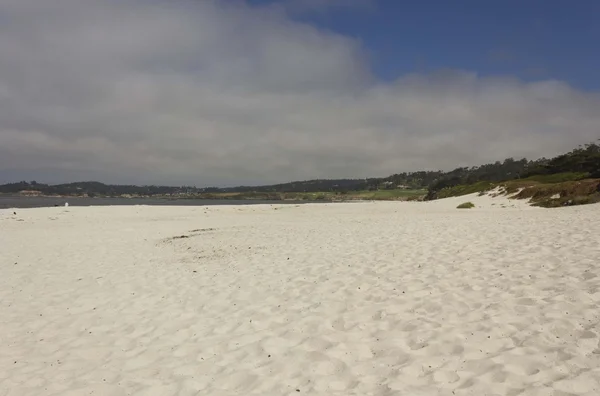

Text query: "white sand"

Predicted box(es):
[2, 195, 600, 396]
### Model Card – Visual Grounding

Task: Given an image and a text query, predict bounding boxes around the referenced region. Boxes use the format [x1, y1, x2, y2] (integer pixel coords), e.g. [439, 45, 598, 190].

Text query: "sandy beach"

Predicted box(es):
[2, 195, 600, 396]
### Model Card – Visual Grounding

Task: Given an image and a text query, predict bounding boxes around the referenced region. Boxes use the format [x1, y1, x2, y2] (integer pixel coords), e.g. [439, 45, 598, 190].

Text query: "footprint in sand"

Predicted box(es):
[312, 359, 347, 376]
[433, 370, 460, 384]
[515, 297, 536, 306]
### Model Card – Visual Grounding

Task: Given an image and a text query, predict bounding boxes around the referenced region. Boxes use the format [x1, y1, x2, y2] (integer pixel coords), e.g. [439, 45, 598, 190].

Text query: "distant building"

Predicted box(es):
[19, 190, 42, 196]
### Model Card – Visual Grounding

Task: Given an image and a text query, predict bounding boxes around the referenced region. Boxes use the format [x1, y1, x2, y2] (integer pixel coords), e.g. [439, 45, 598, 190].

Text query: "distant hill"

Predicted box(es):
[1, 141, 598, 199]
[0, 181, 192, 198]
[0, 176, 439, 198]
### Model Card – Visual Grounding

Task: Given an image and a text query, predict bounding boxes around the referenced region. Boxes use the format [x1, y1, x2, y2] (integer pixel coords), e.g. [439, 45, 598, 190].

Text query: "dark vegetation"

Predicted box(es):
[1, 141, 599, 205]
[0, 181, 185, 198]
[425, 141, 600, 207]
[425, 142, 600, 200]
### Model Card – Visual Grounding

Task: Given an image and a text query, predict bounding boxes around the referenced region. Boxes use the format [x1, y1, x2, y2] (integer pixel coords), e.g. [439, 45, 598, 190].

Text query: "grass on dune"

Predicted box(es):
[512, 179, 600, 207]
[436, 181, 495, 199]
[436, 172, 592, 199]
[434, 172, 600, 208]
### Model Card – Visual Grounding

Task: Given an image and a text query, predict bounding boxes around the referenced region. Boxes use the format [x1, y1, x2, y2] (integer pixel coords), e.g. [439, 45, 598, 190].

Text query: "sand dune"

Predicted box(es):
[2, 195, 600, 395]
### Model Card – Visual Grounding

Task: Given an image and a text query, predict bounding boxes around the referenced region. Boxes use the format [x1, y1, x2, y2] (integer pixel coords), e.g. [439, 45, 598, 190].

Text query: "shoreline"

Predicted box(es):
[0, 195, 419, 210]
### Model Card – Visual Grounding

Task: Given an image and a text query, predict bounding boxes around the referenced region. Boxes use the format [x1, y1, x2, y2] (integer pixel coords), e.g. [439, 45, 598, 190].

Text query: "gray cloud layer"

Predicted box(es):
[1, 0, 599, 186]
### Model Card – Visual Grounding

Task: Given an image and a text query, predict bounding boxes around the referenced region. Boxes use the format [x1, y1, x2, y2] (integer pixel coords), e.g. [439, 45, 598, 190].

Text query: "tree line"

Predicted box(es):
[1, 141, 598, 198]
[425, 141, 600, 199]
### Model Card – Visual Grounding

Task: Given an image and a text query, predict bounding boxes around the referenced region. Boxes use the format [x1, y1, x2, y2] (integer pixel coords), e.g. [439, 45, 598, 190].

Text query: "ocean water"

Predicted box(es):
[0, 196, 308, 209]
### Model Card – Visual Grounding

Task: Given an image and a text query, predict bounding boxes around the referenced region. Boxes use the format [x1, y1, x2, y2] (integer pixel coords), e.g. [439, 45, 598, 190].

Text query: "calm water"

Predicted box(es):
[0, 196, 308, 209]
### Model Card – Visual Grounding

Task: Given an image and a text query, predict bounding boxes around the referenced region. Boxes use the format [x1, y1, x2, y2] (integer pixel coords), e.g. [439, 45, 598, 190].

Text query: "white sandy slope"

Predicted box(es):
[1, 195, 600, 396]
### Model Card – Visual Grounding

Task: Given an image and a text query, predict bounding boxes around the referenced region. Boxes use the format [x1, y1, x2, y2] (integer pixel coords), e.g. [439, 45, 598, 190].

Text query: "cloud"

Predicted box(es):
[0, 0, 599, 186]
[278, 0, 375, 15]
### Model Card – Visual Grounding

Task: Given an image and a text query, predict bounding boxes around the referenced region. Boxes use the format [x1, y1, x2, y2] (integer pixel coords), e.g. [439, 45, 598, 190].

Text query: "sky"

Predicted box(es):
[0, 0, 599, 187]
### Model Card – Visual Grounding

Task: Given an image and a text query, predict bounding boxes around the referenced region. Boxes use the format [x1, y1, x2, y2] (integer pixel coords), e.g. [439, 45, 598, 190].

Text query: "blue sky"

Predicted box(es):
[251, 0, 600, 90]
